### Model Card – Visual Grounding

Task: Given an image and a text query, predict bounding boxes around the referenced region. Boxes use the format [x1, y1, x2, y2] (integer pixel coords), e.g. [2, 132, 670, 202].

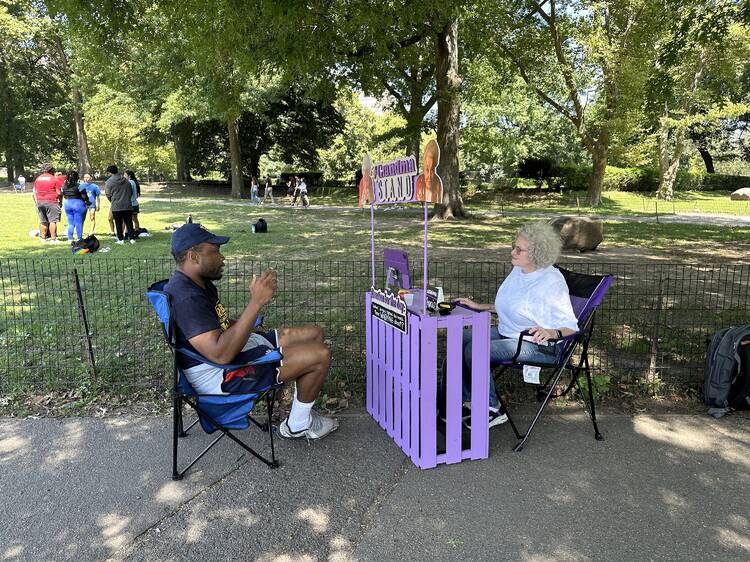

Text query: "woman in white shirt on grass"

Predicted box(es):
[452, 222, 579, 428]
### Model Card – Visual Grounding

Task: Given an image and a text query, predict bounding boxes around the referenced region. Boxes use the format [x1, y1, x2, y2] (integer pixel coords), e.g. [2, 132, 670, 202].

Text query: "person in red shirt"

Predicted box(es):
[33, 165, 63, 243]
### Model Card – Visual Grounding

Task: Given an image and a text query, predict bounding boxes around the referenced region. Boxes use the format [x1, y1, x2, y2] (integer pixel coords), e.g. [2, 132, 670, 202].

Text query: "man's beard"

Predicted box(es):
[201, 265, 224, 281]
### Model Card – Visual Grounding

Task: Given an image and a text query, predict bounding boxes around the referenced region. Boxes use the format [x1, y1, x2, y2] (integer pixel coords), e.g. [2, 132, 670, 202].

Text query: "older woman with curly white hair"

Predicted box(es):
[453, 221, 579, 428]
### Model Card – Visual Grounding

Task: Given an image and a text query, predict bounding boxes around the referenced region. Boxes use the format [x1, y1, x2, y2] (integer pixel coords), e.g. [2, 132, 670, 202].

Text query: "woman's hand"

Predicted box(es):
[455, 297, 485, 311]
[528, 326, 558, 344]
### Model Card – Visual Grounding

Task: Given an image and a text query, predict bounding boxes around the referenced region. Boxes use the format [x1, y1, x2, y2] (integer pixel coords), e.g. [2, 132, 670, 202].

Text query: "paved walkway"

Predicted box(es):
[1, 409, 749, 561]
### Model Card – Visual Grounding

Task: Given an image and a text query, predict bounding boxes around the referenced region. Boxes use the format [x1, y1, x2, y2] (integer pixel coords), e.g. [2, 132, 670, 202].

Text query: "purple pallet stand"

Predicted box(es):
[366, 292, 490, 469]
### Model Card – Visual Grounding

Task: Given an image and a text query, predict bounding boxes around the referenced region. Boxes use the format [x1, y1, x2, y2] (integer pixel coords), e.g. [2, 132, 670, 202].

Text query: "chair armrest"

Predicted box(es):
[177, 347, 283, 370]
[510, 329, 579, 363]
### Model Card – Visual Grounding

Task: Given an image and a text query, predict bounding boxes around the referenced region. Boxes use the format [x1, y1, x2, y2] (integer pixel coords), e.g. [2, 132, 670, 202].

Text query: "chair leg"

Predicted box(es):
[580, 357, 604, 441]
[513, 367, 566, 452]
[496, 392, 522, 440]
[266, 389, 279, 468]
[172, 394, 181, 480]
[493, 367, 522, 439]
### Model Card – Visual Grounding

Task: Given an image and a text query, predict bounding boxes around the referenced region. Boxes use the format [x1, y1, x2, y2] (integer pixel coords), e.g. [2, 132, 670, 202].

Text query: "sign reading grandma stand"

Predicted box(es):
[373, 155, 418, 204]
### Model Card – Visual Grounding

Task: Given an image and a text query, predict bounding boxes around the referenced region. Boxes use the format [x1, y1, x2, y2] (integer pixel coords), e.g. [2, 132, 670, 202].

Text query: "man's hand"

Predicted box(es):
[250, 267, 277, 307]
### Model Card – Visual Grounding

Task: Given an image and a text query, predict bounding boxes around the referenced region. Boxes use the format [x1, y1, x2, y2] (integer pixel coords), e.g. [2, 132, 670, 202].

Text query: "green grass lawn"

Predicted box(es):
[2, 190, 748, 263]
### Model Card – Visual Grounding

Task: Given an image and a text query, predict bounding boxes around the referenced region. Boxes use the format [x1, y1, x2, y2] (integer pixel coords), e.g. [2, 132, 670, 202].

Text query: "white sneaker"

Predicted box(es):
[129, 239, 136, 244]
[279, 411, 339, 440]
[116, 240, 125, 245]
[49, 239, 62, 244]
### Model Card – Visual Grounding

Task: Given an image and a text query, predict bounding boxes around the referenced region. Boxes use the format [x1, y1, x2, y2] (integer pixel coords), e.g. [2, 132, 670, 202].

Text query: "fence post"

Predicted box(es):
[647, 272, 665, 394]
[73, 268, 97, 381]
[655, 198, 659, 224]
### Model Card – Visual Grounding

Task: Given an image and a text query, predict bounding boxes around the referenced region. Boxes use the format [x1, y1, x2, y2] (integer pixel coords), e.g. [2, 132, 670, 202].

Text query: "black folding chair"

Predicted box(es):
[147, 280, 283, 480]
[493, 267, 614, 452]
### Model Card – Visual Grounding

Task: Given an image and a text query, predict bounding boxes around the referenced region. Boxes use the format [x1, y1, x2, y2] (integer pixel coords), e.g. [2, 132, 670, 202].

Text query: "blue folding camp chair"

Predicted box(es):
[147, 280, 283, 480]
[493, 266, 614, 452]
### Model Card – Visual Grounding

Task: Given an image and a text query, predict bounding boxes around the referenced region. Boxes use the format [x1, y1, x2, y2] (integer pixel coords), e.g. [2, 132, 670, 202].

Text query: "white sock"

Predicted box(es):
[288, 395, 314, 431]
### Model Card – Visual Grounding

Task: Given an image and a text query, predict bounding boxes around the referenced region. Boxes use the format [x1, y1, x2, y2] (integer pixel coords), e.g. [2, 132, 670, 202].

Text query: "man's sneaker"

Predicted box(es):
[129, 239, 136, 244]
[279, 411, 339, 440]
[115, 240, 125, 245]
[463, 406, 508, 429]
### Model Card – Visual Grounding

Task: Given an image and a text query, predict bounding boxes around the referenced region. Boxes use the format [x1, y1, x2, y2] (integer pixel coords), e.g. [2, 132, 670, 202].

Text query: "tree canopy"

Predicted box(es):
[1, 0, 747, 207]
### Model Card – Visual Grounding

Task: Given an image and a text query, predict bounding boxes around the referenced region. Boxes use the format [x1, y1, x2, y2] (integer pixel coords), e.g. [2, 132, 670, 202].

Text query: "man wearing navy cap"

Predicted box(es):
[163, 223, 338, 440]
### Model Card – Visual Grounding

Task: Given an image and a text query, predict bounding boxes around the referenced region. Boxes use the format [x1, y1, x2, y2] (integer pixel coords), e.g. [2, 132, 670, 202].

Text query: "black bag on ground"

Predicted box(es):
[252, 218, 267, 233]
[704, 325, 750, 410]
[71, 235, 100, 254]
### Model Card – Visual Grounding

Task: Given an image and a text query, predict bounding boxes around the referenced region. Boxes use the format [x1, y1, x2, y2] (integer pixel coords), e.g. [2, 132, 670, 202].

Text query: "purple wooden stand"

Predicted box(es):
[366, 294, 490, 469]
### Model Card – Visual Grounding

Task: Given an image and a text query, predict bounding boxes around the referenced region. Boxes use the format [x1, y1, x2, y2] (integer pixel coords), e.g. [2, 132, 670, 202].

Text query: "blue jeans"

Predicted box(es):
[459, 328, 564, 409]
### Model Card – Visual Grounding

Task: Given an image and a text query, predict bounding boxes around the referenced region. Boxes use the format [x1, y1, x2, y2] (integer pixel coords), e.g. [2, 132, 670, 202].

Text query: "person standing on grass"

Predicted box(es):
[61, 170, 88, 242]
[80, 173, 100, 236]
[124, 170, 141, 231]
[32, 164, 63, 243]
[105, 164, 136, 245]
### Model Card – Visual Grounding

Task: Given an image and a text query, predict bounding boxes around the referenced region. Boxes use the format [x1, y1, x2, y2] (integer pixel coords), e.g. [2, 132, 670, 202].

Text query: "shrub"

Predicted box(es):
[675, 171, 750, 192]
[517, 157, 558, 187]
[603, 167, 659, 192]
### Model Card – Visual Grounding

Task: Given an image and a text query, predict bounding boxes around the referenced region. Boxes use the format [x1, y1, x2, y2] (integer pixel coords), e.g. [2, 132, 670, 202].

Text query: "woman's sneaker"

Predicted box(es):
[463, 405, 508, 429]
[279, 411, 339, 440]
[488, 406, 509, 428]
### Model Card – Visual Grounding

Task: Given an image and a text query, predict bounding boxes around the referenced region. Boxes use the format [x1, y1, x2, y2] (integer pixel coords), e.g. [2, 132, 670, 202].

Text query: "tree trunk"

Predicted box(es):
[227, 117, 243, 198]
[588, 143, 607, 206]
[0, 55, 19, 184]
[405, 115, 421, 162]
[52, 36, 91, 175]
[433, 18, 465, 220]
[698, 146, 715, 174]
[657, 124, 685, 201]
[72, 85, 92, 175]
[173, 121, 192, 181]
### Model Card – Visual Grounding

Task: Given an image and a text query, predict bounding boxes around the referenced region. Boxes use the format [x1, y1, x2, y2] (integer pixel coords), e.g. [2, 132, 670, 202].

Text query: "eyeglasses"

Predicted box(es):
[511, 245, 529, 253]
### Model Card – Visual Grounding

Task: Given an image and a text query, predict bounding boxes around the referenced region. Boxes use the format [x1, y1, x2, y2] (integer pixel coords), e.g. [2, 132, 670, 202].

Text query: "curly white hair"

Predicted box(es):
[516, 222, 562, 269]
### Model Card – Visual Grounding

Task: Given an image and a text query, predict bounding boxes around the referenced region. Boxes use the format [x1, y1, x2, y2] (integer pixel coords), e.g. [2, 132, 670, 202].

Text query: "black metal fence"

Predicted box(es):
[1, 258, 749, 396]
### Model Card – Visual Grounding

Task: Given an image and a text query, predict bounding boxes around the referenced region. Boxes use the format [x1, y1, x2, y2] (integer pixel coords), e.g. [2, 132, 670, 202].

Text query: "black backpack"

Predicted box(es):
[71, 235, 100, 254]
[253, 218, 267, 233]
[704, 325, 750, 410]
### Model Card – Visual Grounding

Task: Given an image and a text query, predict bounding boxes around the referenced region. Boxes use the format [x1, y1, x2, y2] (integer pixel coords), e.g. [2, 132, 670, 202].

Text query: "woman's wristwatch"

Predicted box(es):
[556, 329, 563, 339]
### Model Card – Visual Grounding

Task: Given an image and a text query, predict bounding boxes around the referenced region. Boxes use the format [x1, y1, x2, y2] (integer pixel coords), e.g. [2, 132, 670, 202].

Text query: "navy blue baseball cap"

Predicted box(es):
[171, 223, 230, 255]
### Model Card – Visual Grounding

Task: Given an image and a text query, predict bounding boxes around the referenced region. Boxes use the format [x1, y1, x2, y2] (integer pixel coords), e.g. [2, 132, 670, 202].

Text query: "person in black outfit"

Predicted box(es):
[104, 164, 136, 244]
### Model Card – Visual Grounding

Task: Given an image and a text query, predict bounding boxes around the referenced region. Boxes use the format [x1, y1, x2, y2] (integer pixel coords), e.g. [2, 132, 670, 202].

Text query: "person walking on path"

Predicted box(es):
[250, 176, 260, 204]
[105, 164, 136, 244]
[80, 173, 100, 236]
[61, 170, 88, 242]
[261, 175, 275, 205]
[32, 164, 63, 243]
[298, 177, 309, 208]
